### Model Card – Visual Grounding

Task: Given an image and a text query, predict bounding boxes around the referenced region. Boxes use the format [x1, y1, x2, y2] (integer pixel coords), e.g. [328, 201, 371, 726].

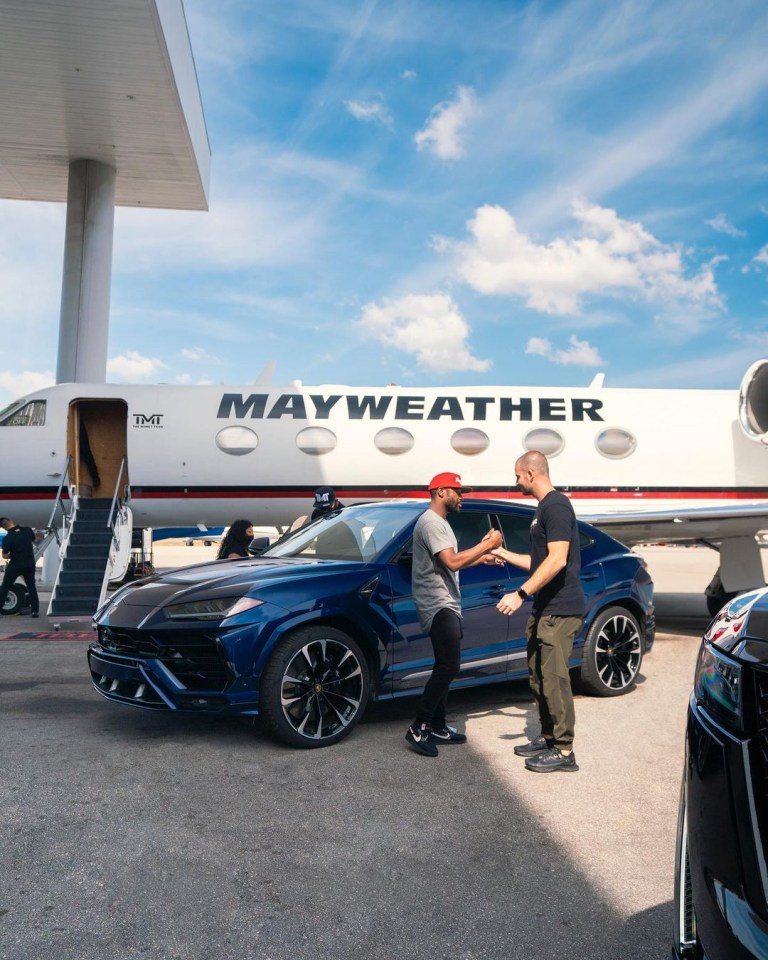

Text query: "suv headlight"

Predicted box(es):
[694, 642, 743, 730]
[165, 596, 264, 621]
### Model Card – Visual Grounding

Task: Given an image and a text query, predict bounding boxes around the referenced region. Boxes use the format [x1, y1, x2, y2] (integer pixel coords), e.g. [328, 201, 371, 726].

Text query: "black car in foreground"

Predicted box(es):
[88, 499, 655, 749]
[674, 588, 768, 959]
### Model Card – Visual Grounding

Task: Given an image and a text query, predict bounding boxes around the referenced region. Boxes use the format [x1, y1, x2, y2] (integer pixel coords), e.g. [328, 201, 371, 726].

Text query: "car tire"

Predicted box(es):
[577, 606, 643, 697]
[260, 625, 370, 748]
[1, 584, 24, 616]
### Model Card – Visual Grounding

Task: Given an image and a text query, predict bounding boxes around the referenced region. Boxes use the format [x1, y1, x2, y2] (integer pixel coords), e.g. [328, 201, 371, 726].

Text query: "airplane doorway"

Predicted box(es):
[67, 400, 128, 498]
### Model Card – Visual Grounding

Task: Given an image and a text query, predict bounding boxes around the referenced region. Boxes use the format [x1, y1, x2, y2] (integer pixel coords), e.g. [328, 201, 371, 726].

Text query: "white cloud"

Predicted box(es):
[555, 335, 604, 366]
[355, 293, 490, 372]
[107, 352, 167, 382]
[705, 213, 746, 238]
[455, 199, 723, 318]
[180, 347, 218, 362]
[400, 69, 417, 81]
[345, 97, 393, 128]
[525, 338, 552, 357]
[0, 370, 55, 400]
[753, 244, 768, 268]
[414, 86, 477, 160]
[525, 335, 604, 366]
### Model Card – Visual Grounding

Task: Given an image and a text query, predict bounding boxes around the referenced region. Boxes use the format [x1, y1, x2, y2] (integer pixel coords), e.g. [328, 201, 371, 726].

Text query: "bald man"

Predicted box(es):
[492, 451, 585, 773]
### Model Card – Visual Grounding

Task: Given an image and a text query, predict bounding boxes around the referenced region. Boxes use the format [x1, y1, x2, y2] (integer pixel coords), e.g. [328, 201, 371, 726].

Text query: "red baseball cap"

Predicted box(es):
[428, 472, 472, 492]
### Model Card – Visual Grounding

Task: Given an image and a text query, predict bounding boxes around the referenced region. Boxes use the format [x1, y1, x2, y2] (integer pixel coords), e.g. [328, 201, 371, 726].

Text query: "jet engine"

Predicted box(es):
[739, 358, 768, 443]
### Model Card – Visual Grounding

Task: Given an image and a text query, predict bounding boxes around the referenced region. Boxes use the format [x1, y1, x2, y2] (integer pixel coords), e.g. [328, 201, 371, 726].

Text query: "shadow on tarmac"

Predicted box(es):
[1, 645, 675, 960]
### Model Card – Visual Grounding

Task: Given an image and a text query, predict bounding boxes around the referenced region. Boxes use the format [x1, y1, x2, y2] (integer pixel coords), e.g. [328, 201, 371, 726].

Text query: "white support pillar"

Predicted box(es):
[56, 159, 116, 384]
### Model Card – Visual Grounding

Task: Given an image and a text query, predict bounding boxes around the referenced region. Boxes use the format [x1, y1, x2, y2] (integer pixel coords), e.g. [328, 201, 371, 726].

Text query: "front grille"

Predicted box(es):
[752, 670, 768, 868]
[681, 845, 696, 945]
[98, 626, 231, 692]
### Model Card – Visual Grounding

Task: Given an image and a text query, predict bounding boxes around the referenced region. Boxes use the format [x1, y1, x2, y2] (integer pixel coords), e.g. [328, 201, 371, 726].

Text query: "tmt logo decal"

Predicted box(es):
[132, 413, 164, 428]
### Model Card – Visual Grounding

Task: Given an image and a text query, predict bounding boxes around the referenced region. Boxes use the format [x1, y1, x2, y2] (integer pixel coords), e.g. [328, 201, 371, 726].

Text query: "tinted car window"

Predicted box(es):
[498, 511, 593, 553]
[447, 511, 491, 550]
[497, 513, 531, 553]
[578, 528, 594, 550]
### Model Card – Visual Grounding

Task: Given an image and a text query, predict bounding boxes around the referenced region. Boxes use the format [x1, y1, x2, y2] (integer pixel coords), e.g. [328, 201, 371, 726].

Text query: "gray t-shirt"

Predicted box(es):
[412, 509, 461, 632]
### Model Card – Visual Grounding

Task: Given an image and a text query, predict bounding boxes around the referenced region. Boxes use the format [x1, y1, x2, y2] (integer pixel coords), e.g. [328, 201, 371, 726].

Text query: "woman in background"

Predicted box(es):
[217, 520, 254, 559]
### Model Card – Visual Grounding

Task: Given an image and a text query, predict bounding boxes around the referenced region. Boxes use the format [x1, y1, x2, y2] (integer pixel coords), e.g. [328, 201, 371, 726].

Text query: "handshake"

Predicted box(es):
[479, 529, 504, 565]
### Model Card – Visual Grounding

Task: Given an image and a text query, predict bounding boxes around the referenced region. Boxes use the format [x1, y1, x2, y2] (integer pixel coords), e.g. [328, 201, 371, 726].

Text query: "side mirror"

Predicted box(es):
[248, 535, 271, 556]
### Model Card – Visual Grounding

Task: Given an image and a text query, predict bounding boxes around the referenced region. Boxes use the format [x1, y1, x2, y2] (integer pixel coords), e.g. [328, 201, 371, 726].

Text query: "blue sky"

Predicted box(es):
[2, 0, 768, 403]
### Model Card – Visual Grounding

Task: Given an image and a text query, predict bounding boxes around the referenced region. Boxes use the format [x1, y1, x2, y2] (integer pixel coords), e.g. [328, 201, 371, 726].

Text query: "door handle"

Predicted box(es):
[484, 585, 507, 596]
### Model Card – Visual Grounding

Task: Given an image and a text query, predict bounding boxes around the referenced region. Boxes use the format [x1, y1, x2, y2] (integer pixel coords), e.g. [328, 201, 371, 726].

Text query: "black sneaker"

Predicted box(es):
[513, 736, 552, 757]
[524, 747, 578, 773]
[31, 613, 39, 618]
[430, 725, 467, 744]
[405, 723, 439, 757]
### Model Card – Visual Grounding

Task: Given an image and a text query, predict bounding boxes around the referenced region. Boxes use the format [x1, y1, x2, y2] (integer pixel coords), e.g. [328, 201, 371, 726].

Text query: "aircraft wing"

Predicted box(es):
[582, 502, 768, 547]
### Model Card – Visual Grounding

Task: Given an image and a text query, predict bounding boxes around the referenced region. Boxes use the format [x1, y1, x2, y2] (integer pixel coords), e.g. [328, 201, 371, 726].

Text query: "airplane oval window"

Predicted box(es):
[450, 428, 489, 456]
[215, 426, 259, 456]
[296, 426, 337, 456]
[374, 427, 414, 456]
[523, 428, 564, 457]
[596, 427, 637, 459]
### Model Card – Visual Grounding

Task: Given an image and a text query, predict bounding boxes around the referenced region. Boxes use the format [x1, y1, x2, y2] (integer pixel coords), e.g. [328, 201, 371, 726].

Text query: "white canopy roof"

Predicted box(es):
[0, 0, 210, 210]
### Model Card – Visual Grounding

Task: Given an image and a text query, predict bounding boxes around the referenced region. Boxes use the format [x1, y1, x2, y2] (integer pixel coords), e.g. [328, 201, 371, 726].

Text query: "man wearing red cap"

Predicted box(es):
[405, 472, 502, 757]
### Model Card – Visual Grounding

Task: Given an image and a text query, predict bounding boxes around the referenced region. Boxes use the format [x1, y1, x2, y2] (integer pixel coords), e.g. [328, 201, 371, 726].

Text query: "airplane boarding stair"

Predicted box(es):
[49, 499, 115, 616]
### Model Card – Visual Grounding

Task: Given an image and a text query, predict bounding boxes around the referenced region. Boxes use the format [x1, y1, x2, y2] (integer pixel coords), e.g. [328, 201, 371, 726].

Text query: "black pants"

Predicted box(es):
[0, 563, 39, 615]
[415, 608, 463, 729]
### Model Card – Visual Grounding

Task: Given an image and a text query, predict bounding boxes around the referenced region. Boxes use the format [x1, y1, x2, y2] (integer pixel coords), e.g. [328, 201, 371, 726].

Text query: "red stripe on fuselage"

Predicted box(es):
[3, 487, 767, 503]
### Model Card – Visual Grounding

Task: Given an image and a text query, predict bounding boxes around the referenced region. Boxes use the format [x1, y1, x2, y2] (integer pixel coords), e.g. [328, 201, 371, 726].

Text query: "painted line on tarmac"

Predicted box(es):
[0, 632, 94, 641]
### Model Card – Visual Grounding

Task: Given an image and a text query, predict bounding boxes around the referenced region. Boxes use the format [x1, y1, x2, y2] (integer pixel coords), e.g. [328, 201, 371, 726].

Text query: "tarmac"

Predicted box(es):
[0, 542, 726, 960]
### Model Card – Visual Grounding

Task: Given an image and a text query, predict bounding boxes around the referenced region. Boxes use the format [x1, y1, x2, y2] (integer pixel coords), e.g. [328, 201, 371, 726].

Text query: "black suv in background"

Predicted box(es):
[674, 588, 768, 959]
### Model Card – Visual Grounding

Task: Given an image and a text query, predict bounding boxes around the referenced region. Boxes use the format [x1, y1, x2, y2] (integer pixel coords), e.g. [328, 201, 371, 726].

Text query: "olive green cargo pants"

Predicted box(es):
[525, 613, 582, 750]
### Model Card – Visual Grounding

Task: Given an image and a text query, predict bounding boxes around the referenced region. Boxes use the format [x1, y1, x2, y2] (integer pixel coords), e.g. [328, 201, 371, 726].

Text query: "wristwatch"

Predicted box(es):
[517, 587, 529, 600]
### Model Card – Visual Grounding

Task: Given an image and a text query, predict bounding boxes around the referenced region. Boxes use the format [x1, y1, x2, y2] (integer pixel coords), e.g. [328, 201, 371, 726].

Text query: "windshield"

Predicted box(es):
[264, 503, 419, 562]
[0, 399, 46, 426]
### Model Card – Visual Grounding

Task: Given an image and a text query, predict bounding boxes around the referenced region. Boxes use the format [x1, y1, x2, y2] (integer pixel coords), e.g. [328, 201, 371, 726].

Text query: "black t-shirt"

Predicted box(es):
[530, 491, 585, 617]
[2, 526, 36, 567]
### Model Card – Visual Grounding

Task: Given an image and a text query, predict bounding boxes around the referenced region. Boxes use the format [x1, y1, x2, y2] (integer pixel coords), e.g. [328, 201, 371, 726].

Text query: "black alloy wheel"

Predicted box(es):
[260, 625, 370, 748]
[578, 606, 643, 696]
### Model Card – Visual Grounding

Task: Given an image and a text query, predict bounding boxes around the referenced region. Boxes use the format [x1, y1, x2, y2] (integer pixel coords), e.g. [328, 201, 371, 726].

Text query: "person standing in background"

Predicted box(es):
[217, 520, 255, 559]
[0, 517, 39, 617]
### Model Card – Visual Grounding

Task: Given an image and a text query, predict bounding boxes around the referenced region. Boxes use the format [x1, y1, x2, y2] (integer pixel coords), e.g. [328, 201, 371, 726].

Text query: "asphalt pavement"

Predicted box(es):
[0, 550, 710, 960]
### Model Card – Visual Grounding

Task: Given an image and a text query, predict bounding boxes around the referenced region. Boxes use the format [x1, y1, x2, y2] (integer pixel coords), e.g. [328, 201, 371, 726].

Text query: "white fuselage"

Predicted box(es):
[1, 379, 766, 529]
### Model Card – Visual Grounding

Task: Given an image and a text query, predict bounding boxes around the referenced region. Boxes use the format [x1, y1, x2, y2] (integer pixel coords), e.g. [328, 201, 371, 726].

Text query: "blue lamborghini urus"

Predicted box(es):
[89, 499, 655, 748]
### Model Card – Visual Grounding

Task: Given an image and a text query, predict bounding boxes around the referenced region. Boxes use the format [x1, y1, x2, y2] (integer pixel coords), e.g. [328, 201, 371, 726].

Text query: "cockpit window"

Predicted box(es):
[0, 400, 46, 426]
